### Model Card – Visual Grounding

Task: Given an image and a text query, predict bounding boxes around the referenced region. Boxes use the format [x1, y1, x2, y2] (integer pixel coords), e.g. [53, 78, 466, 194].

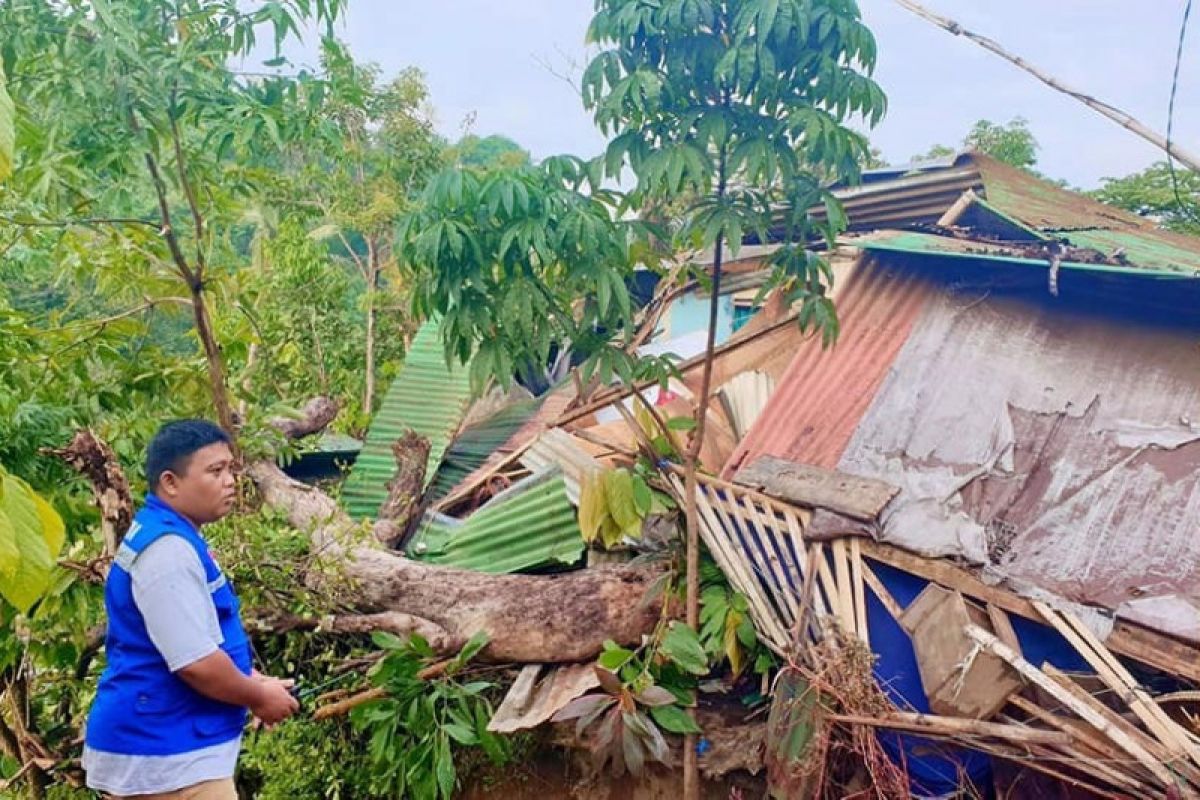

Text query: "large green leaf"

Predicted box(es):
[0, 473, 56, 613]
[0, 61, 13, 182]
[660, 621, 709, 675]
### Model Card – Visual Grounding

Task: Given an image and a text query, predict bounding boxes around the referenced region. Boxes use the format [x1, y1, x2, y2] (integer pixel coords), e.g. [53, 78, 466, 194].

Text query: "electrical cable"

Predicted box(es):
[1166, 0, 1200, 225]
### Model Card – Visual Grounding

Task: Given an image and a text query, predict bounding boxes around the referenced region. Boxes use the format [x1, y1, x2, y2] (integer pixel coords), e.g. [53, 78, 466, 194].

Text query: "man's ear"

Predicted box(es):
[158, 470, 179, 497]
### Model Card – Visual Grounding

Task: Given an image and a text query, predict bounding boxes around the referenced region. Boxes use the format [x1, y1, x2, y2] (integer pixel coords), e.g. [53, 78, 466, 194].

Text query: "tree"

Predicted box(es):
[0, 0, 345, 436]
[583, 2, 885, 794]
[912, 116, 1038, 170]
[452, 134, 532, 169]
[1092, 162, 1200, 236]
[964, 117, 1038, 170]
[400, 156, 668, 394]
[279, 40, 444, 417]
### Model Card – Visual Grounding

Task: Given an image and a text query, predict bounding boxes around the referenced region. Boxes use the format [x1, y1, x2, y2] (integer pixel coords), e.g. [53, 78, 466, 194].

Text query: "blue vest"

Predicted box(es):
[85, 495, 252, 756]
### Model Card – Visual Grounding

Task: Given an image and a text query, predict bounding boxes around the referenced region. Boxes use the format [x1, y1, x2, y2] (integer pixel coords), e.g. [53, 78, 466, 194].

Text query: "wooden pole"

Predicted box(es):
[895, 0, 1200, 173]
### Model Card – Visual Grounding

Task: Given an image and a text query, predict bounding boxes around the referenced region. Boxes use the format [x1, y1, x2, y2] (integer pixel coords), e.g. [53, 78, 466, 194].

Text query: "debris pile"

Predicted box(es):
[343, 151, 1200, 797]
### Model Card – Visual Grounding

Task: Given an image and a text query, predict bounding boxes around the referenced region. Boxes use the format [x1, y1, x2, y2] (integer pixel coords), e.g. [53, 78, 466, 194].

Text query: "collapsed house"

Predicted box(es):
[340, 152, 1200, 797]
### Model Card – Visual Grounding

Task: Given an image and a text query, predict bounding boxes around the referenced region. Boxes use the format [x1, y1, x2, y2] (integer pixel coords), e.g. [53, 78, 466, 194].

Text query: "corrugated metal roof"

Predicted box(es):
[804, 159, 983, 233]
[856, 231, 1199, 280]
[433, 387, 576, 511]
[970, 152, 1149, 232]
[722, 258, 934, 478]
[427, 397, 541, 501]
[716, 370, 775, 440]
[406, 471, 585, 573]
[341, 322, 474, 519]
[518, 428, 601, 504]
[1062, 229, 1200, 275]
[828, 278, 1200, 639]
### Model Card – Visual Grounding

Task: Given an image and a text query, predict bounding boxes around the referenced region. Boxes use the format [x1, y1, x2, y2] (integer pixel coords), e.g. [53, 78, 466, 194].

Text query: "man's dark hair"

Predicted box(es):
[146, 420, 231, 490]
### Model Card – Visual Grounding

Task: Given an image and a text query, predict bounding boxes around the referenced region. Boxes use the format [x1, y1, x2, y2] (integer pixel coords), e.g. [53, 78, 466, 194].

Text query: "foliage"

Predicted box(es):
[0, 464, 65, 613]
[1092, 162, 1200, 236]
[585, 0, 886, 344]
[351, 631, 512, 799]
[452, 134, 532, 169]
[698, 559, 773, 678]
[240, 716, 375, 800]
[399, 157, 671, 391]
[275, 38, 444, 415]
[555, 628, 705, 777]
[914, 117, 1038, 171]
[578, 467, 652, 549]
[964, 117, 1038, 170]
[0, 61, 13, 183]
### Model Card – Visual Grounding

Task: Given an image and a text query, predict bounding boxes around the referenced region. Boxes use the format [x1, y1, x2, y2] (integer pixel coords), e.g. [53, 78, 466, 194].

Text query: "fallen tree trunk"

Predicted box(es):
[248, 460, 663, 663]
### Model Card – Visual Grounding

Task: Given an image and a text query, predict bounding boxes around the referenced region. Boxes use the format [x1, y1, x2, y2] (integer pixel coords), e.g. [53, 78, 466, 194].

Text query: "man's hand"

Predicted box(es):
[250, 677, 299, 728]
[177, 651, 299, 728]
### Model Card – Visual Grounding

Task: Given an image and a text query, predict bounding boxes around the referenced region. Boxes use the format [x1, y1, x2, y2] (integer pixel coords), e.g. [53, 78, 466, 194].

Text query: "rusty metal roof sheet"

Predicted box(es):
[722, 258, 934, 478]
[970, 152, 1149, 232]
[342, 322, 474, 519]
[406, 471, 584, 574]
[827, 275, 1200, 639]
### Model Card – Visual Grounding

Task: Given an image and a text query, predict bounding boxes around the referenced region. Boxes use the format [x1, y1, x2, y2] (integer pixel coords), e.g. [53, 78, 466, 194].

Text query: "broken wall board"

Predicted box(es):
[860, 539, 1200, 683]
[899, 585, 1023, 720]
[735, 456, 899, 522]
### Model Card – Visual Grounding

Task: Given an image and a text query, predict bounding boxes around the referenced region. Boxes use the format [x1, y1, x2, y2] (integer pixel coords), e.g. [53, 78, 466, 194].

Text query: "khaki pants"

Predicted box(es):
[110, 777, 237, 800]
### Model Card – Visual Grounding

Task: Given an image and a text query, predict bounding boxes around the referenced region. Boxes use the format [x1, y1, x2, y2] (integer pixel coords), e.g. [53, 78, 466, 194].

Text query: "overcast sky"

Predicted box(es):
[268, 1, 1200, 189]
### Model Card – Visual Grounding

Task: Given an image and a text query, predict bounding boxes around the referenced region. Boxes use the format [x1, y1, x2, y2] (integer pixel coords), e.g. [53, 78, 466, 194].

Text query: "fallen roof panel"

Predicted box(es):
[427, 396, 541, 501]
[406, 471, 585, 574]
[342, 321, 474, 519]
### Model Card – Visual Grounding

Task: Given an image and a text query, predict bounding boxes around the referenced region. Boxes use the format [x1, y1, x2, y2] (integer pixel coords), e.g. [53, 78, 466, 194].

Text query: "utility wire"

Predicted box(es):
[1167, 0, 1200, 225]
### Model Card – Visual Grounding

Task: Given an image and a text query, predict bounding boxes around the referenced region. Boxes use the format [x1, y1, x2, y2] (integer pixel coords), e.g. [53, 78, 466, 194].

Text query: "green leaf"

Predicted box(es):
[660, 621, 709, 675]
[599, 644, 635, 671]
[0, 61, 13, 182]
[631, 475, 652, 517]
[0, 473, 54, 613]
[435, 735, 456, 798]
[444, 722, 478, 745]
[0, 511, 19, 578]
[372, 631, 408, 650]
[604, 468, 641, 533]
[649, 704, 702, 734]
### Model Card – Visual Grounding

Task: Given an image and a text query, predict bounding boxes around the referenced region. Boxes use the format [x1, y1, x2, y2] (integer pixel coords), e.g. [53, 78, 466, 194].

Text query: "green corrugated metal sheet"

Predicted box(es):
[858, 231, 1198, 281]
[342, 322, 474, 519]
[406, 472, 584, 573]
[427, 397, 541, 501]
[1062, 229, 1200, 275]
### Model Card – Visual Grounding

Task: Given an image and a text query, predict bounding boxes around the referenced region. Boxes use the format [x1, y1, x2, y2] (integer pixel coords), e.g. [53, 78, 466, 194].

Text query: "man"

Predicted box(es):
[84, 420, 298, 799]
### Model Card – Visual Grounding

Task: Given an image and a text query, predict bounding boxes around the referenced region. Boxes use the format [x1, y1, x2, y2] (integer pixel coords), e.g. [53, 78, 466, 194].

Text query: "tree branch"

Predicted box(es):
[167, 91, 208, 277]
[0, 215, 160, 230]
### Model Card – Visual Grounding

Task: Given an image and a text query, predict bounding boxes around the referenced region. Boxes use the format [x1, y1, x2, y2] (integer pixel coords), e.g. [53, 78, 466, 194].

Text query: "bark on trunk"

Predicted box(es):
[247, 461, 663, 663]
[374, 430, 431, 547]
[363, 239, 378, 417]
[269, 396, 341, 440]
[190, 288, 238, 437]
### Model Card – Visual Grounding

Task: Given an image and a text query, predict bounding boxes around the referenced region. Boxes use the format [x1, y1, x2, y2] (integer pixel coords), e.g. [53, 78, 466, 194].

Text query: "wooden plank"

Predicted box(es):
[860, 539, 1200, 683]
[965, 625, 1175, 786]
[832, 538, 856, 635]
[734, 455, 899, 521]
[987, 604, 1022, 653]
[861, 561, 906, 622]
[850, 538, 869, 646]
[1006, 697, 1154, 793]
[1039, 602, 1200, 765]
